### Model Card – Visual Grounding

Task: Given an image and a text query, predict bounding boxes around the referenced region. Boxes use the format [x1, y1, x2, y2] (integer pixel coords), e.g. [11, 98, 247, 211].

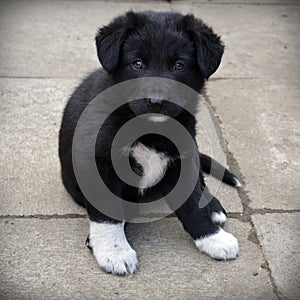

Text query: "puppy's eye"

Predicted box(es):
[132, 59, 143, 70]
[174, 61, 185, 71]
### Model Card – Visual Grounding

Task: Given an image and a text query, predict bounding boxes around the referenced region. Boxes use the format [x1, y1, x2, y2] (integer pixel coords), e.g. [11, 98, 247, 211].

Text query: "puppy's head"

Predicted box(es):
[95, 11, 224, 119]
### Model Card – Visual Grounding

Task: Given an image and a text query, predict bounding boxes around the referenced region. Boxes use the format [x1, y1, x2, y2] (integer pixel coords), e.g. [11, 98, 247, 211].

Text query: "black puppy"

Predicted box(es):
[59, 11, 241, 275]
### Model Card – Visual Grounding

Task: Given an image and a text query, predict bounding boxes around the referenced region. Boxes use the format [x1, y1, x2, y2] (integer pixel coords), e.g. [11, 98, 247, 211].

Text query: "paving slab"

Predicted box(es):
[0, 217, 276, 299]
[1, 1, 299, 79]
[173, 1, 300, 79]
[252, 213, 300, 299]
[0, 0, 171, 79]
[195, 106, 243, 213]
[0, 78, 85, 216]
[205, 78, 300, 211]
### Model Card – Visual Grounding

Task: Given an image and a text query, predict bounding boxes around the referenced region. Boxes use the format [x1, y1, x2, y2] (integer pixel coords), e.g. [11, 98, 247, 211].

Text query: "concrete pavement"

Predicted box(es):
[0, 0, 299, 299]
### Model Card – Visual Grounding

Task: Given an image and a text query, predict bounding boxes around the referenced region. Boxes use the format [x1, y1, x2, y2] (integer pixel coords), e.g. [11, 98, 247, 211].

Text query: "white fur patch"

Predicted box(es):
[233, 176, 242, 187]
[131, 143, 169, 194]
[194, 228, 239, 260]
[148, 115, 168, 122]
[211, 211, 227, 224]
[89, 221, 138, 275]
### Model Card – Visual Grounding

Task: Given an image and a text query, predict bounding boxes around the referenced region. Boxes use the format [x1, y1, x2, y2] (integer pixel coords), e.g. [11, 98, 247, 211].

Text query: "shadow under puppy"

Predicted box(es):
[59, 11, 241, 275]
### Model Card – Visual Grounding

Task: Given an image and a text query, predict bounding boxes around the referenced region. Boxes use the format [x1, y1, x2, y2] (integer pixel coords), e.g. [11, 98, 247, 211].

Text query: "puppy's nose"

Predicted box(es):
[146, 98, 167, 112]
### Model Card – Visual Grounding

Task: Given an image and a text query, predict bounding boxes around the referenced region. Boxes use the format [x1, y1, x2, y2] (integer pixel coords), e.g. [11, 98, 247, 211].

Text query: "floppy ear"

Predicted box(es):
[95, 11, 142, 73]
[182, 15, 224, 79]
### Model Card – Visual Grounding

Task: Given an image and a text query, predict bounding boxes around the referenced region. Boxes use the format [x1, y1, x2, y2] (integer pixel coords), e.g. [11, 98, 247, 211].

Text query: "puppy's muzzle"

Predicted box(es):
[146, 98, 167, 112]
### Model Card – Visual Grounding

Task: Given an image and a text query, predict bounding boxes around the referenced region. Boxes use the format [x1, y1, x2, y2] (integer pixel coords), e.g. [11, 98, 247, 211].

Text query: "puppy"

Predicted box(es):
[59, 11, 241, 275]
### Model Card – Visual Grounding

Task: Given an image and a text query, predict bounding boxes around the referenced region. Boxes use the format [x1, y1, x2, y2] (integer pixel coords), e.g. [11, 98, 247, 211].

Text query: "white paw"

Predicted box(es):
[211, 211, 227, 225]
[194, 228, 239, 260]
[89, 221, 138, 275]
[92, 243, 138, 275]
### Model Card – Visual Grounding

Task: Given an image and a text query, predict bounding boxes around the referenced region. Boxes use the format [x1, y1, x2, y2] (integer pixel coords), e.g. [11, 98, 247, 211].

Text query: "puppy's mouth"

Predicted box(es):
[128, 98, 182, 120]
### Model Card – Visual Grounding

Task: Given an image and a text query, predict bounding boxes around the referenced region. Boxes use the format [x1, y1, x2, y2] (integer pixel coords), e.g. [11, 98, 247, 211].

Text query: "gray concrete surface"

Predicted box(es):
[0, 0, 171, 78]
[0, 0, 299, 299]
[0, 78, 85, 216]
[0, 218, 276, 299]
[206, 78, 300, 211]
[252, 213, 300, 300]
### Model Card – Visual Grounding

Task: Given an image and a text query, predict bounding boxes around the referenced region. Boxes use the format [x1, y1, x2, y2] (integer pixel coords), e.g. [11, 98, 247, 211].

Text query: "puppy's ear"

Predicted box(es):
[95, 11, 142, 73]
[182, 15, 224, 79]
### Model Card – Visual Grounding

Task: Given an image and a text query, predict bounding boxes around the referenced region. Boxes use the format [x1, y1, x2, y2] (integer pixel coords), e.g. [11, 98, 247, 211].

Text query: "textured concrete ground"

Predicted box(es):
[0, 0, 299, 299]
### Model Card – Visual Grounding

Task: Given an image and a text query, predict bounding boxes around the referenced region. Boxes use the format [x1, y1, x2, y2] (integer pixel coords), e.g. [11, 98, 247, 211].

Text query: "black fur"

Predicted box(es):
[59, 11, 239, 260]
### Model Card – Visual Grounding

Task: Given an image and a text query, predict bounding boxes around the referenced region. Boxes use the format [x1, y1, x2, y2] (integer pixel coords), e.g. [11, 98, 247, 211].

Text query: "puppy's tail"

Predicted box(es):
[200, 153, 241, 187]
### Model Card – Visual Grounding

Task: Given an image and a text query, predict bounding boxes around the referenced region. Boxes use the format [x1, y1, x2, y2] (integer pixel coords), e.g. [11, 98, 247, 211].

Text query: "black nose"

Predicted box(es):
[146, 98, 167, 112]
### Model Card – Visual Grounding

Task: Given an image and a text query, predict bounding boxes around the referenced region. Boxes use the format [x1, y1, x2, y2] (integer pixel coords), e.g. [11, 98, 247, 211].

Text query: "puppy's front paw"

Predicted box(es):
[91, 241, 138, 275]
[88, 221, 138, 275]
[194, 228, 239, 260]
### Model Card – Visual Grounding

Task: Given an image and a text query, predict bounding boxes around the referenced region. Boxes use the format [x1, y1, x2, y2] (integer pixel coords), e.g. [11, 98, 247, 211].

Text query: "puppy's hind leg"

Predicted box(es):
[61, 173, 86, 208]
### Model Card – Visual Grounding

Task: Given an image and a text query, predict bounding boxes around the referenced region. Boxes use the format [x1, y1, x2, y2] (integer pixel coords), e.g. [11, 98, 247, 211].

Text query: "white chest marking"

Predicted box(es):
[131, 143, 169, 194]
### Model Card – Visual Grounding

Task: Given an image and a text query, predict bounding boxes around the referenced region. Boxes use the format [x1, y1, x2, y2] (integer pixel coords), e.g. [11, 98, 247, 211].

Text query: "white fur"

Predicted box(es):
[211, 211, 227, 224]
[148, 115, 168, 122]
[233, 177, 242, 187]
[194, 228, 239, 260]
[89, 221, 138, 275]
[131, 143, 169, 194]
